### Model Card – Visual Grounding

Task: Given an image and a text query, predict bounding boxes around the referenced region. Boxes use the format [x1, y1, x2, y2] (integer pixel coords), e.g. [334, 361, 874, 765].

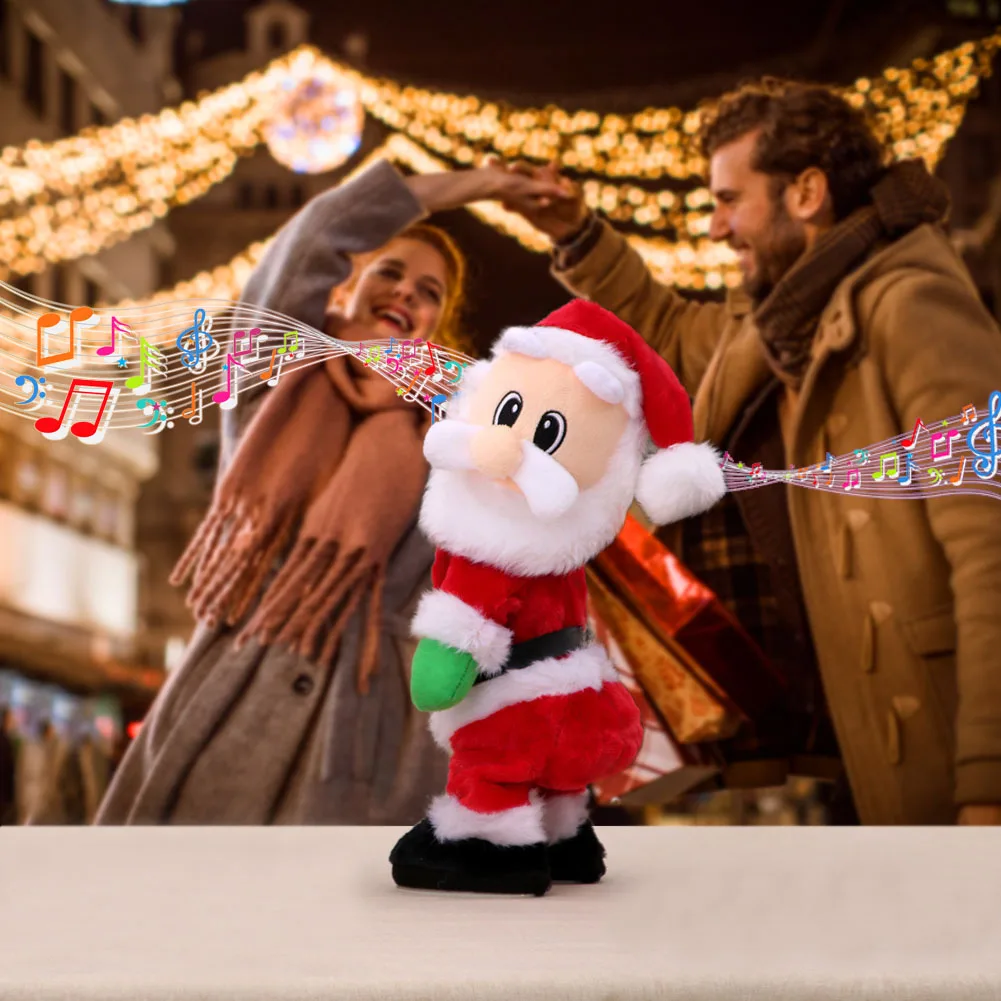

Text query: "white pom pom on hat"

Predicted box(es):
[493, 299, 727, 525]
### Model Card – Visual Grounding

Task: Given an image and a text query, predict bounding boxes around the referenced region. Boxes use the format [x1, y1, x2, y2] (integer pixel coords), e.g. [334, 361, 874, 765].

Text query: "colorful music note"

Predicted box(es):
[277, 330, 299, 355]
[36, 307, 99, 367]
[872, 452, 900, 481]
[261, 349, 278, 382]
[266, 351, 286, 387]
[125, 338, 165, 395]
[843, 468, 862, 491]
[423, 342, 440, 377]
[430, 394, 448, 424]
[853, 449, 870, 465]
[177, 308, 217, 373]
[930, 429, 961, 462]
[961, 404, 978, 425]
[820, 452, 834, 472]
[34, 378, 117, 444]
[399, 367, 432, 402]
[966, 390, 1001, 480]
[749, 462, 764, 479]
[950, 457, 967, 486]
[902, 417, 926, 451]
[441, 359, 466, 385]
[136, 398, 174, 433]
[396, 368, 421, 398]
[927, 467, 944, 486]
[721, 451, 733, 468]
[182, 381, 203, 425]
[898, 452, 917, 486]
[14, 374, 46, 406]
[233, 328, 261, 364]
[96, 316, 133, 360]
[213, 354, 240, 410]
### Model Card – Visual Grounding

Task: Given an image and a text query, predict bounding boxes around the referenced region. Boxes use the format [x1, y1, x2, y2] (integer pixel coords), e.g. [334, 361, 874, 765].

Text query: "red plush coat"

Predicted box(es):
[411, 549, 643, 821]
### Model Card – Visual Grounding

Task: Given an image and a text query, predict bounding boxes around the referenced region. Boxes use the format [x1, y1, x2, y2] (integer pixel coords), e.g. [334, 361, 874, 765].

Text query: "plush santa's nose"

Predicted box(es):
[469, 425, 524, 480]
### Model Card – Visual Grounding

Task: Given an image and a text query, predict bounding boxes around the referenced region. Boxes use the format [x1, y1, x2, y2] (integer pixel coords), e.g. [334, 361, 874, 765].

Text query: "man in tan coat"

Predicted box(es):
[495, 78, 1001, 825]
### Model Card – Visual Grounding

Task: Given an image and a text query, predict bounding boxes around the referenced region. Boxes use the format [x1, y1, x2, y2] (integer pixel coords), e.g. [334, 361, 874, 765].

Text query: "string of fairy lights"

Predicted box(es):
[0, 30, 997, 296]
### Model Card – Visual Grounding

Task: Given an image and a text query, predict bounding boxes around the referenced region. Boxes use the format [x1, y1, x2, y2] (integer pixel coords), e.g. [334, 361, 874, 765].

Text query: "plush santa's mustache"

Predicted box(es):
[424, 420, 580, 520]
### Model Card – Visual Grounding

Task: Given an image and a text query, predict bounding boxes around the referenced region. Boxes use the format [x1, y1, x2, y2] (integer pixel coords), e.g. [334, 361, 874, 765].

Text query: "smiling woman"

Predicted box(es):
[330, 223, 470, 353]
[93, 158, 566, 826]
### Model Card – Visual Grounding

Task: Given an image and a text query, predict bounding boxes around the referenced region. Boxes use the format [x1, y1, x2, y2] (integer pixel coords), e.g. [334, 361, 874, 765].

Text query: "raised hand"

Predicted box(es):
[405, 164, 566, 216]
[493, 159, 590, 242]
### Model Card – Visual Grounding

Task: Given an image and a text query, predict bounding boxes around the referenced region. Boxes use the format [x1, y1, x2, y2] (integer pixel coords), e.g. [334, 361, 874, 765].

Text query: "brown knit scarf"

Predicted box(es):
[755, 159, 951, 387]
[170, 320, 431, 694]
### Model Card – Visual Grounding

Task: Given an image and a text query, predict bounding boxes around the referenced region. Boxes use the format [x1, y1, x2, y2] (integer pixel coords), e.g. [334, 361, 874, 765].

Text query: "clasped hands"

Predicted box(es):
[407, 158, 588, 242]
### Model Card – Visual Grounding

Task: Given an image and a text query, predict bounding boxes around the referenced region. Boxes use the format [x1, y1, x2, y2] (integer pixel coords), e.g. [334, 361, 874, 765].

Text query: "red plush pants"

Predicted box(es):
[445, 681, 643, 814]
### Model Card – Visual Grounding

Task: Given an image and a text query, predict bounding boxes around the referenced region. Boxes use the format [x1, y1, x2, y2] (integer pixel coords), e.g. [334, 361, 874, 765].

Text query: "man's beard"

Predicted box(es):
[742, 201, 808, 306]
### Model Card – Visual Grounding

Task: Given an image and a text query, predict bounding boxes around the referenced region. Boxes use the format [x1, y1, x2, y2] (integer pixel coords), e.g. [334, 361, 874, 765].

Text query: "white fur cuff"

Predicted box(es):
[429, 793, 546, 846]
[635, 441, 727, 525]
[411, 588, 512, 676]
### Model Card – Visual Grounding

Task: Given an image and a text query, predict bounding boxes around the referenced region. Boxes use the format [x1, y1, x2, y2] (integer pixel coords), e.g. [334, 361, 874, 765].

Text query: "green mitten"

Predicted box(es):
[411, 638, 479, 712]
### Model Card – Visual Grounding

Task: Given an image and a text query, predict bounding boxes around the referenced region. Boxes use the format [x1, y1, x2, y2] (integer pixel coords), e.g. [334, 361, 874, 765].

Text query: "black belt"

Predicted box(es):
[473, 626, 589, 686]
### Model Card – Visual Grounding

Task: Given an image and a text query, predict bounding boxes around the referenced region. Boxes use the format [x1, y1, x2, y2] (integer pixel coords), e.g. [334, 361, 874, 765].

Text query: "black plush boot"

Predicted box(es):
[547, 821, 607, 883]
[391, 818, 552, 896]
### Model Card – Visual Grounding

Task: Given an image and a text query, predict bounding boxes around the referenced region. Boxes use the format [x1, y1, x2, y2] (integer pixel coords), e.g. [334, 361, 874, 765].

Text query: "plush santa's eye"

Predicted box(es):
[533, 411, 567, 454]
[493, 391, 523, 427]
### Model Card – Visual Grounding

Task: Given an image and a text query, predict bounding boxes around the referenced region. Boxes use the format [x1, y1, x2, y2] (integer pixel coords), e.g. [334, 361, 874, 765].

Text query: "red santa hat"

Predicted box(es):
[491, 299, 726, 525]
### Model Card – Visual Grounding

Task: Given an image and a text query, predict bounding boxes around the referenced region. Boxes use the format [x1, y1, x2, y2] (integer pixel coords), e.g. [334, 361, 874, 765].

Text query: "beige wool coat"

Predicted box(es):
[96, 162, 447, 825]
[558, 219, 1001, 824]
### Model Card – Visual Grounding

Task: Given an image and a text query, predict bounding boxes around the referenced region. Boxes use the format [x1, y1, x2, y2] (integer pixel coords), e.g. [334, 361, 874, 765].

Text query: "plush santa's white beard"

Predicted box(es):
[420, 419, 647, 577]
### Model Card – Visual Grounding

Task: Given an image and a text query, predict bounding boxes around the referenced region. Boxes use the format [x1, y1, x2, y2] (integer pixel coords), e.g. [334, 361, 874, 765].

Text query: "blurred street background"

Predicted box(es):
[1, 0, 999, 826]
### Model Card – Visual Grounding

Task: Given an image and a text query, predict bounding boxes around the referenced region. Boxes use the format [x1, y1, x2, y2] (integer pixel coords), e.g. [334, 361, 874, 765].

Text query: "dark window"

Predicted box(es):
[267, 22, 286, 50]
[156, 255, 172, 290]
[83, 278, 99, 307]
[91, 102, 107, 127]
[263, 184, 279, 210]
[291, 183, 305, 207]
[51, 264, 67, 305]
[59, 67, 75, 136]
[126, 6, 142, 44]
[24, 30, 44, 117]
[237, 182, 253, 209]
[0, 0, 9, 80]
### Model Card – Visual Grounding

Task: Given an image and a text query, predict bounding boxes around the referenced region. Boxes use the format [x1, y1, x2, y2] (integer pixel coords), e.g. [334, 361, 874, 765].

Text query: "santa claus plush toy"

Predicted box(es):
[389, 299, 727, 896]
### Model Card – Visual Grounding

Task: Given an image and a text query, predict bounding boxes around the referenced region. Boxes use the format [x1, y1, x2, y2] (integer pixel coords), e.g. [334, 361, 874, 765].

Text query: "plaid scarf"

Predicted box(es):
[755, 159, 950, 387]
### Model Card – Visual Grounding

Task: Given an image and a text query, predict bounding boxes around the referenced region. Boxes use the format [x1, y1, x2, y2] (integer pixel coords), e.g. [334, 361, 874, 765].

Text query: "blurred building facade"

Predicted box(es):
[0, 0, 179, 813]
[137, 0, 329, 676]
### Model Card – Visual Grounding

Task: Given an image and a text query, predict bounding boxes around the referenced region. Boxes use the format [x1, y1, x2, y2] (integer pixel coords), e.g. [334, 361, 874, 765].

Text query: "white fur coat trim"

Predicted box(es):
[541, 791, 590, 844]
[411, 588, 512, 676]
[429, 792, 546, 846]
[428, 643, 618, 749]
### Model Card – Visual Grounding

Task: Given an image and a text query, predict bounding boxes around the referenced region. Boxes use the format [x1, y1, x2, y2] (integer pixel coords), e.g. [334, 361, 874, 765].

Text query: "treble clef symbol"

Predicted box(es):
[966, 390, 1001, 480]
[176, 308, 216, 371]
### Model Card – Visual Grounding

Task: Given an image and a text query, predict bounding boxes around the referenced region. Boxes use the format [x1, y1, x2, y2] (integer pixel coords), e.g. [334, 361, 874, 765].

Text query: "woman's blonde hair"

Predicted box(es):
[331, 223, 473, 355]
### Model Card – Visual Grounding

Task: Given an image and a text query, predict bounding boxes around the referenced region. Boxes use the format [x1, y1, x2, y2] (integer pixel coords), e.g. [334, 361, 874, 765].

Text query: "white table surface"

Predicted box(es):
[1, 826, 1000, 1000]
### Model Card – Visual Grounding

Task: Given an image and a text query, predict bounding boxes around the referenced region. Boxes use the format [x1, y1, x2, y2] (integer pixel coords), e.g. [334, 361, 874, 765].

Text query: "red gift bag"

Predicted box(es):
[590, 513, 788, 735]
[587, 594, 719, 806]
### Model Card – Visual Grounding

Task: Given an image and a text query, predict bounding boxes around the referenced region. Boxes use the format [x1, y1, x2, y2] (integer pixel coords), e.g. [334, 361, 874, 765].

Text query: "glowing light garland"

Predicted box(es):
[0, 31, 996, 286]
